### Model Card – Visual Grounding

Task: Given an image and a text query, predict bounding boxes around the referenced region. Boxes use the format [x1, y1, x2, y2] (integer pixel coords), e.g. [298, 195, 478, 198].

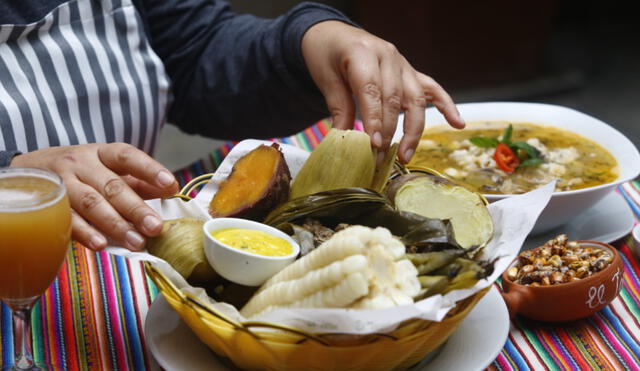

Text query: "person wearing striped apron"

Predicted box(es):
[0, 0, 464, 252]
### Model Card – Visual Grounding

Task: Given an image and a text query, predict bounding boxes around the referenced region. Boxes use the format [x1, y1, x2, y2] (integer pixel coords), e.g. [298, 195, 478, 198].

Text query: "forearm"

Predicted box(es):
[135, 0, 354, 139]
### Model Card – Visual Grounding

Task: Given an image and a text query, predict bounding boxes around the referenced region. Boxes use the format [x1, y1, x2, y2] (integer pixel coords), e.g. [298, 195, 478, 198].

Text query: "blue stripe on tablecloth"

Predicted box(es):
[113, 254, 145, 370]
[619, 185, 640, 218]
[599, 306, 640, 360]
[503, 337, 530, 370]
[95, 251, 118, 369]
[1, 303, 12, 366]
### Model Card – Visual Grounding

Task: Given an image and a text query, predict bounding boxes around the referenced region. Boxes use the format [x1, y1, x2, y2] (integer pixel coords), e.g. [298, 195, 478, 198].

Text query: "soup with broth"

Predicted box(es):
[408, 122, 619, 194]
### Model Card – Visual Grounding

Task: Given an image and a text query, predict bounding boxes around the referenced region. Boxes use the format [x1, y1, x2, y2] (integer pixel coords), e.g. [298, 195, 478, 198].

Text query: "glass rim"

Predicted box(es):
[0, 167, 67, 212]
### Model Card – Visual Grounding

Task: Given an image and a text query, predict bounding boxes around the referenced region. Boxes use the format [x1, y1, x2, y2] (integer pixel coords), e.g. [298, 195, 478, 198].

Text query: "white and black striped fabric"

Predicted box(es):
[0, 0, 170, 155]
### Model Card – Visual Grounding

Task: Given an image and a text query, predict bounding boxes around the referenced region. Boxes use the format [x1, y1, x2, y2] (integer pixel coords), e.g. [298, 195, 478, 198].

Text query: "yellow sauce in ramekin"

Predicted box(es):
[211, 228, 292, 257]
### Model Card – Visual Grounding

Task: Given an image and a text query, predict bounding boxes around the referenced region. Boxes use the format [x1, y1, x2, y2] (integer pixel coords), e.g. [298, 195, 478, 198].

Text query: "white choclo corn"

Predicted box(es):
[240, 254, 368, 317]
[288, 272, 369, 310]
[393, 259, 421, 298]
[351, 293, 395, 310]
[251, 272, 370, 318]
[368, 228, 405, 259]
[240, 225, 420, 318]
[260, 234, 365, 290]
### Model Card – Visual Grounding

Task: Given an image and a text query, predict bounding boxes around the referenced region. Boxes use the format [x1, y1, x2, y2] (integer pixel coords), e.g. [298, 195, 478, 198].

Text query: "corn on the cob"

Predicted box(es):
[260, 234, 365, 289]
[241, 255, 368, 317]
[255, 272, 370, 317]
[240, 225, 420, 318]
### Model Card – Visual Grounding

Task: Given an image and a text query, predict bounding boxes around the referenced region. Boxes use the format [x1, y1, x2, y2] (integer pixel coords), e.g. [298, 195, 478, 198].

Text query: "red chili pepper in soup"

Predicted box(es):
[494, 143, 520, 173]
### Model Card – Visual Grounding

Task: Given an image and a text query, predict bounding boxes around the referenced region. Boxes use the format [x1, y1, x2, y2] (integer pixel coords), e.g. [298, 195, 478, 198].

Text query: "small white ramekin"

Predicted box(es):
[203, 218, 299, 286]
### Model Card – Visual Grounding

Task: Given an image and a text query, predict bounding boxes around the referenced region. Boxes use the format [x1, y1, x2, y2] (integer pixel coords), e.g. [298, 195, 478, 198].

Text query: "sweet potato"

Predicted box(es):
[386, 173, 493, 249]
[209, 143, 291, 221]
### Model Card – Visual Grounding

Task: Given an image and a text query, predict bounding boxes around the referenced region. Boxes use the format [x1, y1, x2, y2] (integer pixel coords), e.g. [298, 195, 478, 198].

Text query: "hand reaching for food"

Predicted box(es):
[301, 21, 465, 164]
[10, 143, 179, 251]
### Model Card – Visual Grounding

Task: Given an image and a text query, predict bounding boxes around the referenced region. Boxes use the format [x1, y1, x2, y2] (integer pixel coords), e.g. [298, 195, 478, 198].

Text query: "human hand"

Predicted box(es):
[301, 21, 465, 163]
[10, 143, 179, 251]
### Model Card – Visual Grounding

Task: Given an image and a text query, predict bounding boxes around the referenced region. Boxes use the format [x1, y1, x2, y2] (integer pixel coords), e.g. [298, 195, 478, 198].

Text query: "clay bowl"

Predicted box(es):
[501, 241, 623, 322]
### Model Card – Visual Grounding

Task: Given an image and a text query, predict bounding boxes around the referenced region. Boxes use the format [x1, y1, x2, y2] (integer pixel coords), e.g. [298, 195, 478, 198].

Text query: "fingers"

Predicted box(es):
[66, 178, 147, 251]
[399, 70, 427, 164]
[71, 210, 107, 251]
[319, 74, 356, 130]
[345, 51, 384, 148]
[416, 73, 465, 129]
[122, 175, 176, 200]
[77, 165, 163, 239]
[97, 143, 178, 194]
[379, 44, 403, 150]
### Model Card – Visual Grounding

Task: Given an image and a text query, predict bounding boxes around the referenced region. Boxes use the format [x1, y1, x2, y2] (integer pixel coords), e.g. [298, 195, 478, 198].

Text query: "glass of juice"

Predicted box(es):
[0, 168, 71, 370]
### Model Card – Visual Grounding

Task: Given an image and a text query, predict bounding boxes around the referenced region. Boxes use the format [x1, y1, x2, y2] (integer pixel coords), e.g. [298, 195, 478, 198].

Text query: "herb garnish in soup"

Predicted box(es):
[409, 122, 619, 194]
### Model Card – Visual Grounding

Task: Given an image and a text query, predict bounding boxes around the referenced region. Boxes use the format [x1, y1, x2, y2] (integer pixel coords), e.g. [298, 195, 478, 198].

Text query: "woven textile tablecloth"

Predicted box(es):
[1, 120, 640, 370]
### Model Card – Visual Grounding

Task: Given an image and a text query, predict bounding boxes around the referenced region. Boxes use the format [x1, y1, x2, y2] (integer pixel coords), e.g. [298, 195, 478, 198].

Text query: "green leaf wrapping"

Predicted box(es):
[264, 187, 461, 252]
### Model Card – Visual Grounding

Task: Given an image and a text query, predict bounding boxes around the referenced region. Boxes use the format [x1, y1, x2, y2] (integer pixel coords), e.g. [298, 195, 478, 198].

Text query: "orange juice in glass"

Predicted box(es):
[0, 168, 71, 371]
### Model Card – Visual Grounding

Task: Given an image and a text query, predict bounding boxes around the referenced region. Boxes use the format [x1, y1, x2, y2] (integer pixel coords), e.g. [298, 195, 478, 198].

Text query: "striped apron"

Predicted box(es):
[0, 0, 171, 155]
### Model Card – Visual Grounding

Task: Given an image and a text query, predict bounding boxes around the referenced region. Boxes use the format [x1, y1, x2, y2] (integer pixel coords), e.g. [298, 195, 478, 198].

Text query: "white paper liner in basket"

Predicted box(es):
[107, 139, 554, 334]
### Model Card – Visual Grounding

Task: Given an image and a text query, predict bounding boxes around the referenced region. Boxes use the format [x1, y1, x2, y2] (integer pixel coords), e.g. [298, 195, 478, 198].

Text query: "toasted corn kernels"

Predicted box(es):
[576, 267, 589, 278]
[521, 264, 534, 274]
[512, 234, 612, 286]
[551, 272, 564, 284]
[566, 241, 579, 249]
[549, 255, 562, 267]
[562, 255, 579, 264]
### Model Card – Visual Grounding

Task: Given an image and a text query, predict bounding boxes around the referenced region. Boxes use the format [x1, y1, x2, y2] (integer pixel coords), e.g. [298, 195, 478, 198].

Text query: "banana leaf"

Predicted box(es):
[265, 187, 462, 252]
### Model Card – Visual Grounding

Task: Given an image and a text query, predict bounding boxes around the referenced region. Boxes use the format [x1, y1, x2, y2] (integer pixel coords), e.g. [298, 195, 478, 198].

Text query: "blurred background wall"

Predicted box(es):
[157, 0, 639, 171]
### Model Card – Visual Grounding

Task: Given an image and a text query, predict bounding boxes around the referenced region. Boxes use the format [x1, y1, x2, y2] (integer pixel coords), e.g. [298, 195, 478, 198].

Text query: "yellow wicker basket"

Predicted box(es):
[144, 173, 490, 370]
[145, 262, 489, 370]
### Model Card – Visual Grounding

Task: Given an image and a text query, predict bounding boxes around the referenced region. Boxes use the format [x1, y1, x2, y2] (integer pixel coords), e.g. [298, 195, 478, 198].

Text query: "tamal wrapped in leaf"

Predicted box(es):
[289, 129, 376, 199]
[146, 218, 217, 283]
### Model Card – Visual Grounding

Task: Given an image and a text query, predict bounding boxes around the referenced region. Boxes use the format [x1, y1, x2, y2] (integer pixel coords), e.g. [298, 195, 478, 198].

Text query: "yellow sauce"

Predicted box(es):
[211, 228, 292, 257]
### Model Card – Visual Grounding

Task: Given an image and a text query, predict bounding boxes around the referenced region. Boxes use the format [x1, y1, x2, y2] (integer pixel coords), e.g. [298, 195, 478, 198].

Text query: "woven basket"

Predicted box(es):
[145, 262, 489, 370]
[145, 173, 490, 370]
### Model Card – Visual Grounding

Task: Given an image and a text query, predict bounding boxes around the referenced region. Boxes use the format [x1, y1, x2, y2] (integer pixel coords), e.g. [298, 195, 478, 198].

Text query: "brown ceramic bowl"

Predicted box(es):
[501, 241, 624, 322]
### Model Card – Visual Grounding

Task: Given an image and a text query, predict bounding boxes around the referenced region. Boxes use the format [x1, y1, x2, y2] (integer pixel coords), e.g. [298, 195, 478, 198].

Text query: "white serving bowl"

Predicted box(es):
[203, 218, 300, 286]
[394, 102, 640, 235]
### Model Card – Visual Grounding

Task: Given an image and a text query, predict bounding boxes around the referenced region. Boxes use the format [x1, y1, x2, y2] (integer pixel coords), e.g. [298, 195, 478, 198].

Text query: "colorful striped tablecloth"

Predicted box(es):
[1, 119, 640, 370]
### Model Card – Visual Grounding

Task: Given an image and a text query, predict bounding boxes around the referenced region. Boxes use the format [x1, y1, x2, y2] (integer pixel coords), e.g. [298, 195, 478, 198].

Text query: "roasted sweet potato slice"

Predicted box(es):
[209, 143, 291, 222]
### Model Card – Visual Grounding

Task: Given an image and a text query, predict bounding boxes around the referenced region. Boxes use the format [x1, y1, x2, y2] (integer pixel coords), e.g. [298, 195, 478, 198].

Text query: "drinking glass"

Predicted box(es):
[0, 168, 72, 370]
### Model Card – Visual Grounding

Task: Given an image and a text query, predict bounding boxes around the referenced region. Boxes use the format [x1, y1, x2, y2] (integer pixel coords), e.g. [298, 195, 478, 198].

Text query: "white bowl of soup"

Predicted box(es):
[394, 102, 640, 235]
[203, 218, 300, 286]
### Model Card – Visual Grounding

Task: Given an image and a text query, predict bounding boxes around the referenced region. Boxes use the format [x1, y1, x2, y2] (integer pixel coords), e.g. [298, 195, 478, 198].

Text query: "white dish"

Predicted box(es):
[145, 286, 509, 371]
[393, 102, 640, 235]
[522, 190, 635, 250]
